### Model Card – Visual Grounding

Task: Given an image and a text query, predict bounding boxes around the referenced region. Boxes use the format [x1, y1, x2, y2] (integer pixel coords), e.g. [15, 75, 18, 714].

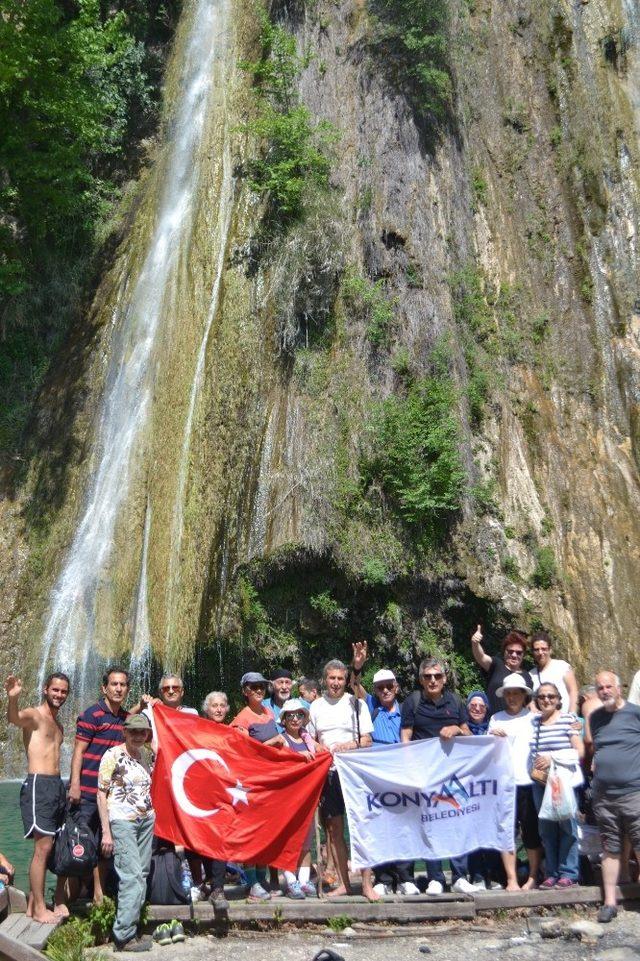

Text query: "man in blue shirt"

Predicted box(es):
[351, 651, 420, 897]
[262, 669, 293, 730]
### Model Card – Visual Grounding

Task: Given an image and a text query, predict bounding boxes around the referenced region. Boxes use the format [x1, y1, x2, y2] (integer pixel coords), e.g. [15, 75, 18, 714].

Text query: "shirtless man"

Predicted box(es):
[5, 672, 70, 923]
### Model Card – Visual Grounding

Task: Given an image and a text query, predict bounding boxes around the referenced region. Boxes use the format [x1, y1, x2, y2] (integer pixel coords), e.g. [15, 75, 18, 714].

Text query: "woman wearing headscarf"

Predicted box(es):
[466, 691, 503, 890]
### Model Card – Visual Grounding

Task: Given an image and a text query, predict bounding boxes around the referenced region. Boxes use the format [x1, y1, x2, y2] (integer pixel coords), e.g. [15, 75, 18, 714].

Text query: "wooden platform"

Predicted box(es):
[0, 887, 61, 961]
[146, 882, 640, 926]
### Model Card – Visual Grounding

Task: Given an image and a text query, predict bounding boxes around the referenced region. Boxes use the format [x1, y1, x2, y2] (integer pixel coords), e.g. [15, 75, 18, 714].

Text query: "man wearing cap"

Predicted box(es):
[97, 713, 155, 952]
[352, 656, 421, 896]
[262, 669, 293, 729]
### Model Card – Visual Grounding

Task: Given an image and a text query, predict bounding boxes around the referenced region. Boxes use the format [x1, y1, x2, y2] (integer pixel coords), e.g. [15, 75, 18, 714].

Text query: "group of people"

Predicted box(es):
[5, 624, 640, 950]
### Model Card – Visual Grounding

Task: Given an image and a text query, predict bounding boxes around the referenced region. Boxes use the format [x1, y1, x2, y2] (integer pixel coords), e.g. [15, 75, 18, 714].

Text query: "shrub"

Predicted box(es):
[45, 918, 94, 961]
[342, 270, 395, 348]
[531, 546, 557, 589]
[367, 0, 452, 124]
[364, 369, 465, 530]
[239, 7, 337, 226]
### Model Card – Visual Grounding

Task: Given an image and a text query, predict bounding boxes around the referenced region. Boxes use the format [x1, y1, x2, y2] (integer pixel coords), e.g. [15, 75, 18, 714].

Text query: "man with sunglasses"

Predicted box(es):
[471, 625, 533, 715]
[401, 657, 475, 896]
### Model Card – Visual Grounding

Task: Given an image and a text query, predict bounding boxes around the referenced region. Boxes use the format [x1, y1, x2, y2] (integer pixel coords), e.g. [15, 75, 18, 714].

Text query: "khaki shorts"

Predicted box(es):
[593, 789, 640, 855]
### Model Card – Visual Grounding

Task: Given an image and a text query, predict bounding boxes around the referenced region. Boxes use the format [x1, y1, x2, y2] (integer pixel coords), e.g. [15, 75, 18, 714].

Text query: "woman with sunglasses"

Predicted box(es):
[231, 673, 285, 901]
[529, 682, 584, 887]
[471, 624, 533, 715]
[279, 699, 325, 899]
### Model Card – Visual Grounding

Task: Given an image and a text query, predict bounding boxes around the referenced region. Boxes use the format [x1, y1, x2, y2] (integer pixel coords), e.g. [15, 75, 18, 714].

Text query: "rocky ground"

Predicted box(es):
[93, 907, 640, 960]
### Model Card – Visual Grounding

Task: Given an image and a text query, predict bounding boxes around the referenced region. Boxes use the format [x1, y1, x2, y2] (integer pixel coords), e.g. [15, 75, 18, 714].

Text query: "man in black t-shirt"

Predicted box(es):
[400, 658, 475, 896]
[470, 625, 532, 715]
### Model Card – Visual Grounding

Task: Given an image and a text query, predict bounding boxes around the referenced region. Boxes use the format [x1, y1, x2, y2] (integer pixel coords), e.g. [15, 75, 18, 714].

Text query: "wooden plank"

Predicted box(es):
[0, 914, 60, 951]
[0, 930, 45, 961]
[474, 885, 601, 910]
[0, 916, 33, 938]
[148, 898, 476, 923]
[7, 889, 27, 914]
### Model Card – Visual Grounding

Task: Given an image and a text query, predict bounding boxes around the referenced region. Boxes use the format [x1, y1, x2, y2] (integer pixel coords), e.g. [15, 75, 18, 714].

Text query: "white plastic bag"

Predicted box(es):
[539, 760, 577, 821]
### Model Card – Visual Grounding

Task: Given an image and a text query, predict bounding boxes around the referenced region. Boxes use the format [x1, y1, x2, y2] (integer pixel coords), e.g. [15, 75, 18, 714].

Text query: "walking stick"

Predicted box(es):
[314, 810, 326, 900]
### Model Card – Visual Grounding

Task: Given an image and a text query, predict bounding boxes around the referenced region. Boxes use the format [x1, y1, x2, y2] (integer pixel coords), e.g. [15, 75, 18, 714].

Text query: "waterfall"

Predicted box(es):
[164, 145, 235, 653]
[129, 499, 153, 694]
[36, 0, 232, 711]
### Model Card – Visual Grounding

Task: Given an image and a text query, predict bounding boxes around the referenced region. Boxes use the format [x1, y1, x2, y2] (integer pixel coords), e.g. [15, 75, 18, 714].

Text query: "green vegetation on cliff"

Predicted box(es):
[240, 7, 337, 227]
[0, 0, 180, 451]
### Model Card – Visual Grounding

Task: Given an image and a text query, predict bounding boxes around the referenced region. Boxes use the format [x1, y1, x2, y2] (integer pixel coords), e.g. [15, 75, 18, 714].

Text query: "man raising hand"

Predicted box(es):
[5, 672, 70, 922]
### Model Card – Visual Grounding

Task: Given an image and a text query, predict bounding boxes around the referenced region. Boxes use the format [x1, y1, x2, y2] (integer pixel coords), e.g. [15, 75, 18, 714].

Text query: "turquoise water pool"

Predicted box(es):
[0, 780, 31, 892]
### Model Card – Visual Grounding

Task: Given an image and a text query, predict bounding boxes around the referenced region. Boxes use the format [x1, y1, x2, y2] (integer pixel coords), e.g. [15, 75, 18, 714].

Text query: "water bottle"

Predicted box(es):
[180, 857, 193, 900]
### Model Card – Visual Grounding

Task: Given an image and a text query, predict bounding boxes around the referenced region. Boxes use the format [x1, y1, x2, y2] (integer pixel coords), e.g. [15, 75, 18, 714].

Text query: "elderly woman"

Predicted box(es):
[279, 698, 324, 899]
[97, 714, 155, 952]
[198, 691, 231, 911]
[529, 682, 584, 887]
[202, 690, 230, 723]
[466, 691, 503, 890]
[488, 674, 541, 890]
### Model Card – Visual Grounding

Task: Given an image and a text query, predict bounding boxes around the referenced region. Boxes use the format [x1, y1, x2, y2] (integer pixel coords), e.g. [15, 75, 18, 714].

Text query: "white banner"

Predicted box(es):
[334, 736, 515, 869]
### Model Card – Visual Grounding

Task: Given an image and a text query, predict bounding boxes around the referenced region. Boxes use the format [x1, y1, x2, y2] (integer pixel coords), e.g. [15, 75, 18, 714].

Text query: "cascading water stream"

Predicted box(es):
[36, 0, 231, 711]
[164, 146, 235, 654]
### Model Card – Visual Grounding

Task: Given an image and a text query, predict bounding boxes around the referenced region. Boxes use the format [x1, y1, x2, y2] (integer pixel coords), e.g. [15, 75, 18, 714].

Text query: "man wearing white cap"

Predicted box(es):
[352, 652, 421, 896]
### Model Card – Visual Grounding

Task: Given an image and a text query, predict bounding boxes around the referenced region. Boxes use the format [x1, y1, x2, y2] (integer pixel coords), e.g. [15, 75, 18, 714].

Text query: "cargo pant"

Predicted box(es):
[111, 814, 155, 944]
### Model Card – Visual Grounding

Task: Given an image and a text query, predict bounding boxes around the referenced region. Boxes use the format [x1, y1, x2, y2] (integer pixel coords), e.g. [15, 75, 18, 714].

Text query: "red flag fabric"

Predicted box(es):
[151, 705, 332, 870]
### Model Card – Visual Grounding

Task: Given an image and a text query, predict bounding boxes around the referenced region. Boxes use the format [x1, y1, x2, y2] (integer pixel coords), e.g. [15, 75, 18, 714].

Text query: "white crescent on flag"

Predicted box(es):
[171, 748, 230, 818]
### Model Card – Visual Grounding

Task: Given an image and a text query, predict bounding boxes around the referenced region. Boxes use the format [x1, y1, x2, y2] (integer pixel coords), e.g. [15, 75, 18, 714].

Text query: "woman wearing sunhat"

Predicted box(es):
[97, 713, 162, 952]
[488, 673, 541, 891]
[279, 698, 325, 899]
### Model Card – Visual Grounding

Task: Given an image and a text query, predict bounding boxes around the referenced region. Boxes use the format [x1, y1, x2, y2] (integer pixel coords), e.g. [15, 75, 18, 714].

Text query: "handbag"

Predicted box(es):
[539, 760, 578, 821]
[48, 804, 99, 877]
[530, 718, 548, 784]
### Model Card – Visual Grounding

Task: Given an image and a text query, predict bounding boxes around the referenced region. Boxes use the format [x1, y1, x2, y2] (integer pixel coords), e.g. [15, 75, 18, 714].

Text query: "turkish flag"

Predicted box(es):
[151, 705, 332, 870]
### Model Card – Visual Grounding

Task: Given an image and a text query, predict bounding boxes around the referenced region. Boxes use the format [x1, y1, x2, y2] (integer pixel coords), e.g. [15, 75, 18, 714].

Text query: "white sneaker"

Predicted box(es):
[399, 881, 421, 896]
[451, 877, 477, 895]
[473, 880, 487, 891]
[489, 881, 504, 890]
[373, 882, 391, 896]
[426, 880, 444, 896]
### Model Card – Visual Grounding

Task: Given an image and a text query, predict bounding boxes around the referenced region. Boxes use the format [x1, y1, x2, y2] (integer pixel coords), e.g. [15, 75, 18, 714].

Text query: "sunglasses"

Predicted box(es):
[374, 683, 395, 691]
[162, 684, 182, 692]
[537, 694, 557, 702]
[422, 673, 444, 680]
[247, 683, 266, 690]
[505, 649, 524, 656]
[285, 711, 306, 719]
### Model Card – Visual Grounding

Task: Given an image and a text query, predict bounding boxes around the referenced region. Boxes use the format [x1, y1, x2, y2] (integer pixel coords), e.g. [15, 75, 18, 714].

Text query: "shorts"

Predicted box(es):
[20, 774, 66, 838]
[593, 789, 640, 855]
[516, 784, 541, 850]
[320, 770, 345, 820]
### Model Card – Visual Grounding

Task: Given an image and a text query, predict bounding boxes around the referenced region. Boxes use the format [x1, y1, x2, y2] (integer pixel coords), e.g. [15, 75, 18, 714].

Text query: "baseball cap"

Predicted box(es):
[373, 669, 396, 685]
[241, 672, 268, 687]
[123, 714, 152, 736]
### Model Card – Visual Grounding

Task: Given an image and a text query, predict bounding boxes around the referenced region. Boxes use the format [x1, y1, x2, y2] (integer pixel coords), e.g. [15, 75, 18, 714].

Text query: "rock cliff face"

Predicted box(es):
[0, 0, 639, 737]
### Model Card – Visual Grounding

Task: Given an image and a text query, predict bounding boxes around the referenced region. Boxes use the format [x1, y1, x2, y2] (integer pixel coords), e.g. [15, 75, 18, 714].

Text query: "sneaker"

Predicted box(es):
[488, 881, 504, 890]
[190, 885, 203, 902]
[556, 877, 577, 888]
[286, 881, 305, 900]
[210, 887, 229, 912]
[152, 924, 172, 947]
[597, 905, 618, 923]
[451, 877, 477, 895]
[399, 881, 421, 896]
[540, 877, 557, 889]
[426, 880, 444, 896]
[170, 921, 185, 943]
[373, 882, 391, 897]
[115, 936, 153, 953]
[472, 880, 487, 891]
[300, 882, 317, 898]
[247, 882, 271, 902]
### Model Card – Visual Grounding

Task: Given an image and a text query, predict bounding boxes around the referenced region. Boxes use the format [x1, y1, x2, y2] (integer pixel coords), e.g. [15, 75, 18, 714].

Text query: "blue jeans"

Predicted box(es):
[426, 855, 468, 886]
[532, 783, 579, 881]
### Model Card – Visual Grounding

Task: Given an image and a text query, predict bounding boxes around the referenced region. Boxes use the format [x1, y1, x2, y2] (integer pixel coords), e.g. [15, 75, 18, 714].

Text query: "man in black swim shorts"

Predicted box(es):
[5, 672, 70, 923]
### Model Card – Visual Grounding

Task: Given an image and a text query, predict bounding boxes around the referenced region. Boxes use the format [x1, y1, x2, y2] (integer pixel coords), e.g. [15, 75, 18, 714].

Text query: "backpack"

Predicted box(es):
[146, 845, 191, 905]
[48, 806, 99, 877]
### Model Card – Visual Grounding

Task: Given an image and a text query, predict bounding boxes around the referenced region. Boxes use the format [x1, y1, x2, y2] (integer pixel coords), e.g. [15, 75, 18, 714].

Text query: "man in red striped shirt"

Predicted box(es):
[69, 667, 131, 902]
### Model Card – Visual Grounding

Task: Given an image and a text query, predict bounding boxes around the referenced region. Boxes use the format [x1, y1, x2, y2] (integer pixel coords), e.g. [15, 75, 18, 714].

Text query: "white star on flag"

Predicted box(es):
[226, 780, 250, 806]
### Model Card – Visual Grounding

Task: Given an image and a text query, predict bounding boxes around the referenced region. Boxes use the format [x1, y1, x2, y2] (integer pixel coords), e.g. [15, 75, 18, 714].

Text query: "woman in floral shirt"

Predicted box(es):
[97, 713, 154, 952]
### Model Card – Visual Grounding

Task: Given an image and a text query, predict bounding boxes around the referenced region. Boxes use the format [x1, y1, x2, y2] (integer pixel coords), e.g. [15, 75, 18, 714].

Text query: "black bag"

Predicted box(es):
[146, 845, 191, 905]
[48, 806, 99, 877]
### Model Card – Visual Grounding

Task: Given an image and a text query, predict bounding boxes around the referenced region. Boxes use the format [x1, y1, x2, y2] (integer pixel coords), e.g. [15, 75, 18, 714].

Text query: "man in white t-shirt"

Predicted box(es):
[308, 659, 374, 899]
[529, 632, 578, 713]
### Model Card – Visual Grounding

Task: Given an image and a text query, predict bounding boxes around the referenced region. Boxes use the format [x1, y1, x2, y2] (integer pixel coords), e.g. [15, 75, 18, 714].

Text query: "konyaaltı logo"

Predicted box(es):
[365, 775, 497, 820]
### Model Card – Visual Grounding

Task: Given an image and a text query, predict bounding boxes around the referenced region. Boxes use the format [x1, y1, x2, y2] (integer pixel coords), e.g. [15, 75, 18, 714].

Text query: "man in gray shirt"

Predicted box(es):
[585, 670, 640, 922]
